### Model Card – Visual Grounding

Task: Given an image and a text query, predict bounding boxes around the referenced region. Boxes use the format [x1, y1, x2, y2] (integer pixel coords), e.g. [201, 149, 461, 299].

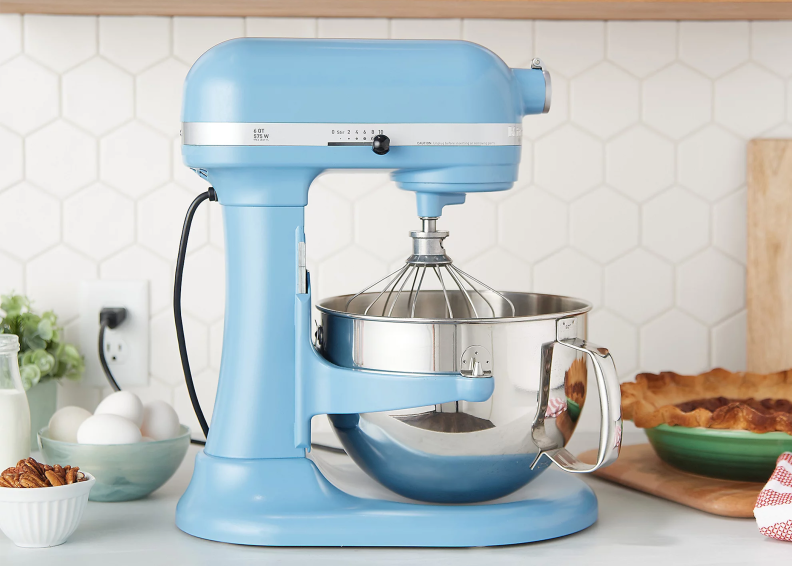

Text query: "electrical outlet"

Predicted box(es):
[79, 281, 149, 388]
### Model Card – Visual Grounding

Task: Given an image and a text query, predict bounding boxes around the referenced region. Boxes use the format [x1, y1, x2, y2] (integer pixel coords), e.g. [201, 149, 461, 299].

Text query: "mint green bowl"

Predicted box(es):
[38, 425, 190, 502]
[646, 424, 792, 483]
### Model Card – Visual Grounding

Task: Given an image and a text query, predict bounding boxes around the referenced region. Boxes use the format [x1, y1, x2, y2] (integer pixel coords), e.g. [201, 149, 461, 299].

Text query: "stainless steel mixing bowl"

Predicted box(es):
[315, 291, 622, 503]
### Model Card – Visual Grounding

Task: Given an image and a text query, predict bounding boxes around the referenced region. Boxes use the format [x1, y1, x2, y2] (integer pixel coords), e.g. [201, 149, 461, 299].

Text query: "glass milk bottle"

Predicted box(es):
[0, 335, 30, 469]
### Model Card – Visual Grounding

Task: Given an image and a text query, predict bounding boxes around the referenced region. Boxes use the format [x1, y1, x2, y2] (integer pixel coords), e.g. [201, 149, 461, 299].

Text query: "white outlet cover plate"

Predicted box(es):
[79, 280, 149, 388]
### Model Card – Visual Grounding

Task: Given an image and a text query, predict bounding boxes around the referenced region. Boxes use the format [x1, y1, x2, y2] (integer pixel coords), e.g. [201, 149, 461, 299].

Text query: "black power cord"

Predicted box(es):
[174, 188, 217, 446]
[96, 188, 217, 448]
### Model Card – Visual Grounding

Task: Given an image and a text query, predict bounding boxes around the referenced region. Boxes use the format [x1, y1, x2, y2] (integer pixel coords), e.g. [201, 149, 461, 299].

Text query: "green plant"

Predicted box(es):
[0, 294, 84, 390]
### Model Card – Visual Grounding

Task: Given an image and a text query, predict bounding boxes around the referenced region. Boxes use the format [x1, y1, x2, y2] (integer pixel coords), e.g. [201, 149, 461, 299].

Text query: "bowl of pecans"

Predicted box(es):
[0, 457, 94, 547]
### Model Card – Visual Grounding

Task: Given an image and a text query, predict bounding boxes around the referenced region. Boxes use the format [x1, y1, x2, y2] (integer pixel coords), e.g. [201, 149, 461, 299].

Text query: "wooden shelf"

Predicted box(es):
[4, 0, 792, 20]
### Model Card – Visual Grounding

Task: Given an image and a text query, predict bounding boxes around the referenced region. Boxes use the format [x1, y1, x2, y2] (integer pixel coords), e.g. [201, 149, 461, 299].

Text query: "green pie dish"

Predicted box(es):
[646, 424, 792, 483]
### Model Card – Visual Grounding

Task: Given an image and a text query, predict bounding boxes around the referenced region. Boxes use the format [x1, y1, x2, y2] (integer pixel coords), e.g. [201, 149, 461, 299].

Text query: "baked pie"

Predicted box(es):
[621, 368, 792, 434]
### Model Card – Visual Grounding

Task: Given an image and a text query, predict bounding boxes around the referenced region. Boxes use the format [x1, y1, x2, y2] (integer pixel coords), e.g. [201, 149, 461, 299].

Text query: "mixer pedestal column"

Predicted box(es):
[205, 204, 305, 459]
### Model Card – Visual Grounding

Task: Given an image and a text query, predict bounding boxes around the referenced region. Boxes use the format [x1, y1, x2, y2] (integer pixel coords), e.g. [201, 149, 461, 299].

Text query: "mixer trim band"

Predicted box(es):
[181, 122, 523, 147]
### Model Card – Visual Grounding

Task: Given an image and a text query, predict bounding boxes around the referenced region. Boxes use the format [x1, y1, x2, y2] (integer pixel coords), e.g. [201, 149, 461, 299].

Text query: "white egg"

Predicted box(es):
[47, 406, 93, 443]
[140, 400, 181, 441]
[77, 414, 142, 445]
[95, 391, 144, 427]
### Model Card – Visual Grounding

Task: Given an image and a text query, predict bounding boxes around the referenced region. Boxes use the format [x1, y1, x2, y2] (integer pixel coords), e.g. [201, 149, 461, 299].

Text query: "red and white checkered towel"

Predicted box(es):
[755, 452, 792, 541]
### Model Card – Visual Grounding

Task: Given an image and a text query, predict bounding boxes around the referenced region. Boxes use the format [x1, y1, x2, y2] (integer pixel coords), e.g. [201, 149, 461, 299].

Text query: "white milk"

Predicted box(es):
[0, 389, 30, 469]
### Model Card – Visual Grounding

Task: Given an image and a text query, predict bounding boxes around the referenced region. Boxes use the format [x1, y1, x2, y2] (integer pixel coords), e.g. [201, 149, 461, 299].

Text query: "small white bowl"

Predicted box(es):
[0, 472, 95, 547]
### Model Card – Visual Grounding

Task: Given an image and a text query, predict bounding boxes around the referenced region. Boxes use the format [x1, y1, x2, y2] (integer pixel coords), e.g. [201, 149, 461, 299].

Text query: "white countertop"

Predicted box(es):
[2, 435, 787, 565]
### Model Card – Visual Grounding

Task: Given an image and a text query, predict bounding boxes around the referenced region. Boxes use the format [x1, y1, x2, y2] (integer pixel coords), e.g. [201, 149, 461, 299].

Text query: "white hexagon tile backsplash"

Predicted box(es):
[0, 14, 778, 435]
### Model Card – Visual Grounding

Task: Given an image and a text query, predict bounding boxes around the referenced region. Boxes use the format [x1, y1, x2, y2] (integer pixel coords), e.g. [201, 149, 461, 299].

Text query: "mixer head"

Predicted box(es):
[345, 217, 515, 319]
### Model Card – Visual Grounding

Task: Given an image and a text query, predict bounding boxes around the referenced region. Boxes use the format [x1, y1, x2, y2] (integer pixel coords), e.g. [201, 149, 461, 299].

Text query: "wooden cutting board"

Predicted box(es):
[579, 444, 763, 517]
[747, 140, 792, 373]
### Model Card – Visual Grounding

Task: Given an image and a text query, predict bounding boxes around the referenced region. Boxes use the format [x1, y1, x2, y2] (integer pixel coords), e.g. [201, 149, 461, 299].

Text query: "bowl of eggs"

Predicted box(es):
[38, 391, 191, 502]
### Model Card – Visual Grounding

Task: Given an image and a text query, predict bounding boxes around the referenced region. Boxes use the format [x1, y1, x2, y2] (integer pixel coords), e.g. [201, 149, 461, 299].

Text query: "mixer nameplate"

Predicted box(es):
[181, 123, 523, 147]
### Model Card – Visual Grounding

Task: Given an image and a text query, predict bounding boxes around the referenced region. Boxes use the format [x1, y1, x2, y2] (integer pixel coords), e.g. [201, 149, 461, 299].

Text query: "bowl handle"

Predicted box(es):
[530, 336, 622, 473]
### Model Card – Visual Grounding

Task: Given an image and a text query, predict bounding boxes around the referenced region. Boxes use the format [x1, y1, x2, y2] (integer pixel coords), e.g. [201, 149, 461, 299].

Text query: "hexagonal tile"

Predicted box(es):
[209, 320, 223, 370]
[643, 64, 712, 140]
[391, 19, 460, 40]
[26, 120, 97, 197]
[173, 17, 244, 64]
[101, 122, 171, 198]
[643, 187, 709, 262]
[313, 170, 390, 201]
[534, 125, 603, 201]
[678, 125, 745, 202]
[499, 187, 567, 262]
[355, 185, 417, 262]
[589, 310, 638, 376]
[606, 126, 674, 202]
[463, 247, 531, 292]
[533, 249, 602, 307]
[0, 183, 60, 260]
[523, 74, 568, 140]
[100, 246, 172, 314]
[711, 310, 746, 371]
[570, 187, 638, 263]
[24, 15, 96, 72]
[99, 16, 170, 73]
[714, 64, 785, 138]
[63, 58, 133, 135]
[571, 63, 640, 139]
[640, 310, 709, 374]
[149, 310, 207, 385]
[679, 22, 749, 78]
[0, 14, 22, 65]
[138, 183, 208, 260]
[0, 250, 24, 293]
[0, 56, 58, 135]
[63, 184, 134, 260]
[606, 21, 676, 78]
[439, 194, 496, 263]
[181, 246, 224, 323]
[246, 17, 317, 38]
[461, 19, 532, 67]
[316, 246, 387, 302]
[763, 123, 792, 139]
[752, 22, 792, 77]
[604, 249, 674, 324]
[678, 248, 745, 325]
[0, 126, 22, 190]
[26, 246, 96, 322]
[305, 184, 353, 261]
[713, 189, 746, 264]
[317, 18, 389, 39]
[173, 136, 212, 193]
[136, 58, 190, 137]
[535, 21, 605, 77]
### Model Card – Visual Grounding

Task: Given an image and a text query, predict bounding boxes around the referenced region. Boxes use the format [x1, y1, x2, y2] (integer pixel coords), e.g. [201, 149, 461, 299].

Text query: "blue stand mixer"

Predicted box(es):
[173, 38, 622, 547]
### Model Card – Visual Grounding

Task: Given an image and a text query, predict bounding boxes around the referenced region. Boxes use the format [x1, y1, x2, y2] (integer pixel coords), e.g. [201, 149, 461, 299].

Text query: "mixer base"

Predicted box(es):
[176, 450, 598, 547]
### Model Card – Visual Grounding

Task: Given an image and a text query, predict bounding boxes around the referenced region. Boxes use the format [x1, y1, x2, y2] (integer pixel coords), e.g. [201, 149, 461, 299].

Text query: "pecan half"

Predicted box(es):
[45, 470, 65, 486]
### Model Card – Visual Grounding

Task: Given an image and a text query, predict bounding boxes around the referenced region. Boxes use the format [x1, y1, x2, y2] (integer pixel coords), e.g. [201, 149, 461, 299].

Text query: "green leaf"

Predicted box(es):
[36, 318, 53, 341]
[19, 363, 41, 390]
[31, 348, 55, 376]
